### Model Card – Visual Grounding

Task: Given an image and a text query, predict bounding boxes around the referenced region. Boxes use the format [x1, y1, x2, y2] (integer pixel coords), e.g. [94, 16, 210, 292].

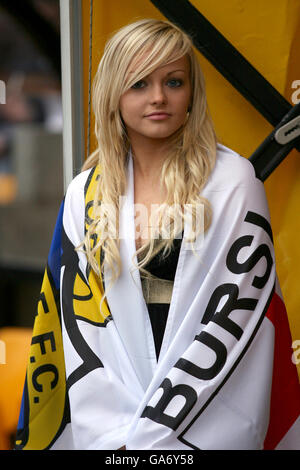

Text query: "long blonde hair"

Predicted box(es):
[81, 18, 218, 292]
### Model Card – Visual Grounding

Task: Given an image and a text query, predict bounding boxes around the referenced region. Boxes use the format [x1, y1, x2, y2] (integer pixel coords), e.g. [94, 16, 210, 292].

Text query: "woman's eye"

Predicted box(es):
[167, 79, 183, 88]
[130, 78, 183, 89]
[131, 80, 146, 89]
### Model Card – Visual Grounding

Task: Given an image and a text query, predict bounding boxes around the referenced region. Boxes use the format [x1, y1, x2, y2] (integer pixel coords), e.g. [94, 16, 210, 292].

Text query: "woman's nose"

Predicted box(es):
[150, 83, 167, 105]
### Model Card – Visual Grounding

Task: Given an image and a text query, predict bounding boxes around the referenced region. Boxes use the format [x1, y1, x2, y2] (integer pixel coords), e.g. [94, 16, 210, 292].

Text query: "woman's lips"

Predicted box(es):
[145, 113, 171, 120]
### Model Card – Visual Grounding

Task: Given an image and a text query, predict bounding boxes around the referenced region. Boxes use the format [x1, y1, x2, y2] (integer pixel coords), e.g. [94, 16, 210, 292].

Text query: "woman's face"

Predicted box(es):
[119, 55, 192, 145]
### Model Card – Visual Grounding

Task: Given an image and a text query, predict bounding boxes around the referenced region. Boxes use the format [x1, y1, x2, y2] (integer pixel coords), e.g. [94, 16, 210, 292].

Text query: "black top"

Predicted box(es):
[140, 238, 182, 360]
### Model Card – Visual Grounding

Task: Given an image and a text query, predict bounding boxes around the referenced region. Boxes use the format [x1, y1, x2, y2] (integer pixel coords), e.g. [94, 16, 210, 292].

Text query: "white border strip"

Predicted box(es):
[59, 0, 84, 191]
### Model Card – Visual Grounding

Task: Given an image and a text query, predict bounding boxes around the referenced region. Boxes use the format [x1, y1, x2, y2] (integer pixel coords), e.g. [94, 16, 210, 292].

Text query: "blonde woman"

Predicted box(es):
[16, 19, 300, 451]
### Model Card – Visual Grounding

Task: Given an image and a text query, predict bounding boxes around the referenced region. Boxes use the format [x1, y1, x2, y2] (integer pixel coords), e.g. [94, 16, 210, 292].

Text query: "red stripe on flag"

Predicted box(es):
[264, 291, 300, 449]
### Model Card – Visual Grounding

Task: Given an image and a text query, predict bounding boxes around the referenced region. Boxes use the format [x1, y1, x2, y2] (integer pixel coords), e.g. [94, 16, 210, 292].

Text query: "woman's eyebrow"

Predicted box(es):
[166, 69, 186, 75]
[128, 69, 186, 75]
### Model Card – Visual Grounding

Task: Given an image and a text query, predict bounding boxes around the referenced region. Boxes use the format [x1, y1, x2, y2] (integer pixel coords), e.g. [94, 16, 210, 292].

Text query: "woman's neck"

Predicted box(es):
[130, 138, 170, 183]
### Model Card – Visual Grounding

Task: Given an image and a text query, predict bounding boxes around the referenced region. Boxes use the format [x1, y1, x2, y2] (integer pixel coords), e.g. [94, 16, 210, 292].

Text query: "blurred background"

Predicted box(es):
[0, 0, 62, 449]
[0, 0, 299, 451]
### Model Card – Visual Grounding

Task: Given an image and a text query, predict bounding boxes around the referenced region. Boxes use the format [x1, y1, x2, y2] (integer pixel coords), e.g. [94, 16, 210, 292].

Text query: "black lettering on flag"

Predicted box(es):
[37, 292, 49, 315]
[175, 331, 227, 380]
[244, 211, 273, 243]
[142, 378, 197, 430]
[32, 364, 59, 393]
[31, 332, 56, 355]
[201, 283, 258, 339]
[226, 235, 273, 289]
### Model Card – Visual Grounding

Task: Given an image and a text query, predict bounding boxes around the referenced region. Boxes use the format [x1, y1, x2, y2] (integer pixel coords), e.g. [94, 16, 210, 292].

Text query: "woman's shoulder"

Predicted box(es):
[65, 166, 97, 201]
[62, 167, 97, 242]
[203, 143, 259, 193]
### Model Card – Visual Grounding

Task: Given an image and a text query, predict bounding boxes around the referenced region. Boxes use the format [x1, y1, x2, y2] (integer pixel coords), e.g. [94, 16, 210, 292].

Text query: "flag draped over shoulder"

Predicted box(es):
[15, 144, 300, 450]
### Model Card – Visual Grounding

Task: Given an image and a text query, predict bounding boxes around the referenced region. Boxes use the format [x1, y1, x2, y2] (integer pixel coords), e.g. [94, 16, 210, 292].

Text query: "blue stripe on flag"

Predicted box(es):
[48, 200, 64, 290]
[17, 384, 25, 430]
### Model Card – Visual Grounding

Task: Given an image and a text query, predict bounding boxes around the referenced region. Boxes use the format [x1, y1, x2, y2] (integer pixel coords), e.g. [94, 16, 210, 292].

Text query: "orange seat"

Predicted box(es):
[0, 175, 17, 205]
[0, 327, 32, 449]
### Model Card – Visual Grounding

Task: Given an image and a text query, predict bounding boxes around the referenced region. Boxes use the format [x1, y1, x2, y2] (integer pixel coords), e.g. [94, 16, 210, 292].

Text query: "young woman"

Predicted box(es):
[16, 19, 300, 451]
